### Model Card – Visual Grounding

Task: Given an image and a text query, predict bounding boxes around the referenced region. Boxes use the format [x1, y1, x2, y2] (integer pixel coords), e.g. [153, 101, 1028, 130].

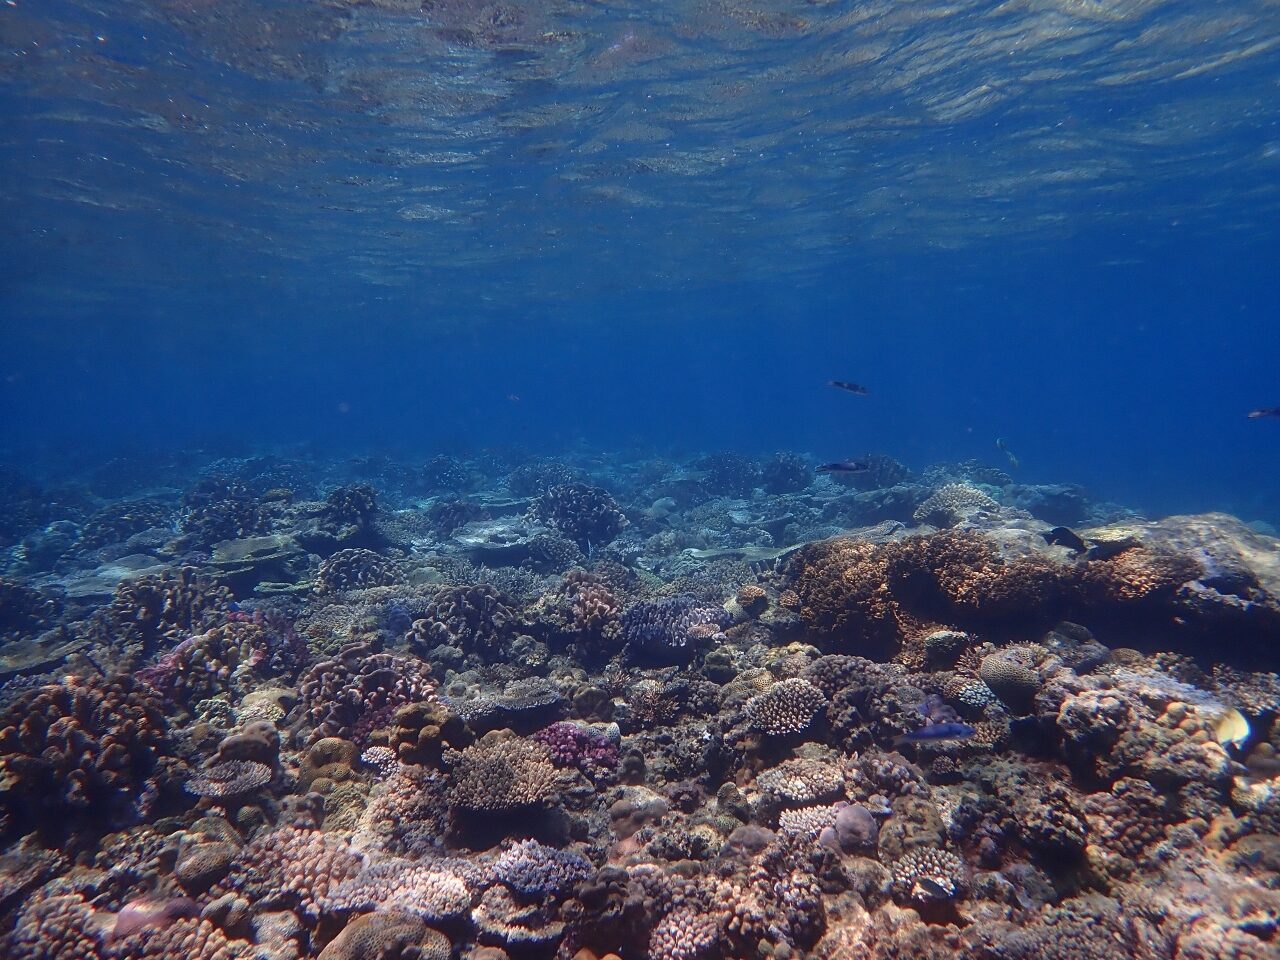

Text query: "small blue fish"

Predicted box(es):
[894, 721, 976, 747]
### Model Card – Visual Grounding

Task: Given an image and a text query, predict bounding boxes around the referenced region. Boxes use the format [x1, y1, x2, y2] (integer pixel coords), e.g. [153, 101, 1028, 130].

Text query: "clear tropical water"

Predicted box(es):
[2, 0, 1279, 519]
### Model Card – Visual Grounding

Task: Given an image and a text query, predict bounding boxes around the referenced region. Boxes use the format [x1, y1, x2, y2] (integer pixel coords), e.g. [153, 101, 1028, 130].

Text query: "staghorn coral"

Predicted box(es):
[696, 452, 760, 498]
[0, 578, 61, 636]
[423, 455, 471, 494]
[527, 482, 628, 548]
[760, 452, 813, 494]
[506, 460, 582, 497]
[406, 584, 521, 661]
[297, 643, 435, 745]
[746, 678, 828, 736]
[445, 734, 563, 815]
[0, 674, 172, 839]
[786, 538, 896, 650]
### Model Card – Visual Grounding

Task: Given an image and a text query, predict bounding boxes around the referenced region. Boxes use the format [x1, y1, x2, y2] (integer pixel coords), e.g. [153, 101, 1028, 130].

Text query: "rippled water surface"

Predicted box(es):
[4, 0, 1279, 314]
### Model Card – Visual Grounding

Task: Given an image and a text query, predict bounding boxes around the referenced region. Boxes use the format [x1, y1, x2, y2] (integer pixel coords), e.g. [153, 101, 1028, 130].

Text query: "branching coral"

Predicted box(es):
[445, 735, 563, 815]
[527, 482, 628, 548]
[218, 826, 364, 918]
[297, 643, 436, 745]
[746, 678, 828, 736]
[406, 584, 522, 661]
[620, 594, 730, 663]
[313, 548, 401, 595]
[0, 674, 172, 838]
[912, 483, 1000, 527]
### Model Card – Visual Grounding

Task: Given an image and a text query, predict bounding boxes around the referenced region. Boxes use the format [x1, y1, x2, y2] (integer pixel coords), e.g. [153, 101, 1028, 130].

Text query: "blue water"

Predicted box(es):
[2, 0, 1278, 520]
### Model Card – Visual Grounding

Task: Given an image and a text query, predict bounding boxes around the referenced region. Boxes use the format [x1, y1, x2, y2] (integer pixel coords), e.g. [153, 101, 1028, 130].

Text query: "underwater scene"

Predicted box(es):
[2, 1, 1280, 959]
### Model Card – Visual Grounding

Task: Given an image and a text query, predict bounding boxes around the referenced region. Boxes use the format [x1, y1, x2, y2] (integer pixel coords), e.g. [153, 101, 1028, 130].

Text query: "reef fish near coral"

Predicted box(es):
[817, 460, 871, 473]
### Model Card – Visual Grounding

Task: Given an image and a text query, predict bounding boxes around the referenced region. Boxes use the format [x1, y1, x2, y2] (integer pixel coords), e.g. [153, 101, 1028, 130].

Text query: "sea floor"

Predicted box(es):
[1, 449, 1278, 960]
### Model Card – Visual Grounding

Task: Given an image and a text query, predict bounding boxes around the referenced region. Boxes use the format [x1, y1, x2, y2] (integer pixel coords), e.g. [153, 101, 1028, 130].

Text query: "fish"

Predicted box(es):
[996, 437, 1020, 470]
[827, 380, 869, 396]
[915, 877, 953, 899]
[1248, 407, 1280, 419]
[894, 721, 976, 746]
[818, 460, 871, 473]
[1042, 526, 1087, 552]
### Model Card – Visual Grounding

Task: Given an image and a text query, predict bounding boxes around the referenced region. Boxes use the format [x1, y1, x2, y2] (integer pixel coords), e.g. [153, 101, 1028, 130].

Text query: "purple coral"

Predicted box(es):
[531, 721, 619, 775]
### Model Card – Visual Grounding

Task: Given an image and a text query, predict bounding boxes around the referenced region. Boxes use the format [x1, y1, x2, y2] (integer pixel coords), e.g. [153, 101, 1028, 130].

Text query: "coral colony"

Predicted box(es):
[0, 451, 1279, 960]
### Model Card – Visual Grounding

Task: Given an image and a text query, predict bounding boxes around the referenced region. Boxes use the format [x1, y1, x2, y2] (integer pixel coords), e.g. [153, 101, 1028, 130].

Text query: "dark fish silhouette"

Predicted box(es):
[1042, 526, 1087, 552]
[915, 877, 953, 899]
[1248, 408, 1280, 419]
[894, 721, 976, 746]
[827, 380, 869, 396]
[818, 460, 871, 473]
[996, 437, 1020, 470]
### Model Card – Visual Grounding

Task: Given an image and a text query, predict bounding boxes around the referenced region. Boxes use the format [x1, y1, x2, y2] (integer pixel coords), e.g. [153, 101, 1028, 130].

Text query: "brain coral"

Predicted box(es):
[316, 911, 430, 960]
[978, 652, 1042, 713]
[0, 674, 172, 838]
[184, 760, 272, 801]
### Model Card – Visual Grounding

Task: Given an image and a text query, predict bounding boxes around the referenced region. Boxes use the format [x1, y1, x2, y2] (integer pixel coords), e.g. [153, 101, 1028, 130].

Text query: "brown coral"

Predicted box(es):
[0, 674, 172, 839]
[445, 734, 562, 815]
[297, 643, 436, 745]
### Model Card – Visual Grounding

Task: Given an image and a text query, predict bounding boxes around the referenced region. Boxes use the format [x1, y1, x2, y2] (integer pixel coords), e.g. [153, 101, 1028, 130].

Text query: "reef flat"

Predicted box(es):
[1, 451, 1278, 960]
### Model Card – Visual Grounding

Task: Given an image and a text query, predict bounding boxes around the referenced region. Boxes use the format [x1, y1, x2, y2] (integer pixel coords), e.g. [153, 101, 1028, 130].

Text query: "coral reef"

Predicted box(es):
[2, 449, 1278, 960]
[527, 482, 629, 548]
